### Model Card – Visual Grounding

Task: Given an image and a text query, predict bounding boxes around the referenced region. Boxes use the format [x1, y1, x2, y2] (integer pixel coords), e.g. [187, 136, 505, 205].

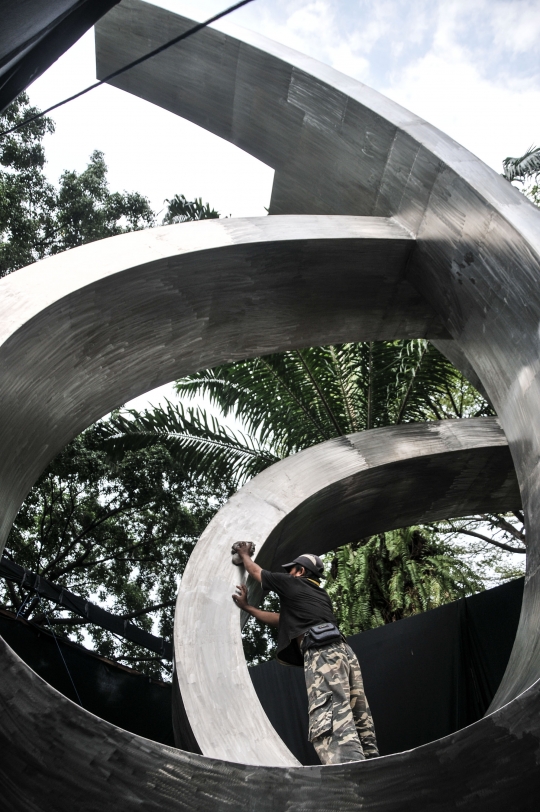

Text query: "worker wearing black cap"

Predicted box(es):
[232, 543, 378, 765]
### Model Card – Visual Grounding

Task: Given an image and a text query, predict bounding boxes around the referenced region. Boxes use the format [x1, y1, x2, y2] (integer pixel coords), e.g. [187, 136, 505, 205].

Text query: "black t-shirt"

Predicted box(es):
[261, 570, 338, 667]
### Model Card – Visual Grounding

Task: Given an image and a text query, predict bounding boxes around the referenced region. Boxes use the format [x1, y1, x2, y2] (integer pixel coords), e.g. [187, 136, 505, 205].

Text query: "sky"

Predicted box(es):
[24, 0, 540, 417]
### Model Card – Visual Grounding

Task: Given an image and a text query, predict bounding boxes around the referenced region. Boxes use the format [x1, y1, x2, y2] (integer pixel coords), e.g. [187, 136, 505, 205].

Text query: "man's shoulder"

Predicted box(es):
[261, 570, 292, 588]
[261, 570, 289, 580]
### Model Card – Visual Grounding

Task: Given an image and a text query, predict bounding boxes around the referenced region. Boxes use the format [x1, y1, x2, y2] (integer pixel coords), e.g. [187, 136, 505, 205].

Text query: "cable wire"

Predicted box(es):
[39, 597, 84, 707]
[0, 0, 256, 139]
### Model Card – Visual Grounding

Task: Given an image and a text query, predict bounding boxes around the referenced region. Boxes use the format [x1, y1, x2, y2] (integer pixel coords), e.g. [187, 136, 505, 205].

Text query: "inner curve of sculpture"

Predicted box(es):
[1, 0, 540, 807]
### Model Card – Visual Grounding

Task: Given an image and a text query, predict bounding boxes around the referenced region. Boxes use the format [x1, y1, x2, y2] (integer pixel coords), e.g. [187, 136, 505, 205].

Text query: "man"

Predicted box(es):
[232, 543, 379, 765]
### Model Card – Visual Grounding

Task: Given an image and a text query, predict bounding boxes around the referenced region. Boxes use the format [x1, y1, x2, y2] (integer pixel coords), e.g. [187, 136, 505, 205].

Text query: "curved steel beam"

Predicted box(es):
[176, 417, 519, 766]
[2, 614, 540, 812]
[0, 0, 119, 112]
[95, 0, 540, 709]
[0, 214, 429, 547]
[0, 2, 537, 808]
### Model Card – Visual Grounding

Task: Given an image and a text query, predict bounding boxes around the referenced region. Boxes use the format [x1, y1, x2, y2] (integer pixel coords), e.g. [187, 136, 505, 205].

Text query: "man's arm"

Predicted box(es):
[232, 584, 280, 627]
[234, 541, 263, 583]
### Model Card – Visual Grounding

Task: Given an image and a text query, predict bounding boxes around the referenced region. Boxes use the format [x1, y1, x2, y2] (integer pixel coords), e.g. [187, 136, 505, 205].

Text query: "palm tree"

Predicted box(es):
[101, 339, 491, 490]
[98, 339, 518, 656]
[502, 146, 540, 184]
[503, 146, 540, 208]
[162, 194, 219, 224]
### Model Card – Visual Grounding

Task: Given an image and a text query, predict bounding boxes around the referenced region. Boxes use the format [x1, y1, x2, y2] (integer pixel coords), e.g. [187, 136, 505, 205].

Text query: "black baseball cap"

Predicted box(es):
[282, 554, 324, 578]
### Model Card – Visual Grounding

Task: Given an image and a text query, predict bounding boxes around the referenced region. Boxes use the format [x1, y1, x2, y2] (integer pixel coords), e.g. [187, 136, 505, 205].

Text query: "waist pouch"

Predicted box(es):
[302, 622, 342, 652]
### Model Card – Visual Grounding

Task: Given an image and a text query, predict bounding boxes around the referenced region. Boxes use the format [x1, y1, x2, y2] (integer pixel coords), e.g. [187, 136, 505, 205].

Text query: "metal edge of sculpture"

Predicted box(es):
[0, 0, 539, 807]
[175, 416, 519, 766]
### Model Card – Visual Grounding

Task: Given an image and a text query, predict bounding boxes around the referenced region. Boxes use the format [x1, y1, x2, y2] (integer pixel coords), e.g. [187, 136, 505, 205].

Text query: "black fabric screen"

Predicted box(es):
[249, 577, 524, 764]
[0, 578, 524, 760]
[0, 610, 174, 745]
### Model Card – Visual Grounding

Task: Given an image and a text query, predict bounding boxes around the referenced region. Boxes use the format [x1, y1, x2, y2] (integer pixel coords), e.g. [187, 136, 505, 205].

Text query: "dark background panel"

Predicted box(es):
[0, 609, 174, 745]
[249, 578, 524, 764]
[0, 0, 119, 112]
[0, 577, 523, 762]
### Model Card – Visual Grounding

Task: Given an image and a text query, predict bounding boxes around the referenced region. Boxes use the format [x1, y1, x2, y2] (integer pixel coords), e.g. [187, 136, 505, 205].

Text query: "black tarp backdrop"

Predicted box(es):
[0, 609, 175, 745]
[0, 577, 524, 762]
[249, 577, 525, 764]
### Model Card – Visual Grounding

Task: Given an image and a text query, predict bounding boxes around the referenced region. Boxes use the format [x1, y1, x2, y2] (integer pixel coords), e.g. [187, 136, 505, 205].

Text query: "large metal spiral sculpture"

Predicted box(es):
[1, 0, 539, 807]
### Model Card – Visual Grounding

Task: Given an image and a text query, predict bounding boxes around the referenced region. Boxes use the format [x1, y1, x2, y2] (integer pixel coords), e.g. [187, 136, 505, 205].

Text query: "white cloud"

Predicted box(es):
[224, 0, 540, 171]
[382, 46, 540, 171]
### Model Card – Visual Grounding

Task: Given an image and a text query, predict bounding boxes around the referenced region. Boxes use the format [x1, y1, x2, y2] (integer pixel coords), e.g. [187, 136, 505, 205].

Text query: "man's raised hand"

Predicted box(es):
[231, 541, 256, 565]
[232, 583, 250, 610]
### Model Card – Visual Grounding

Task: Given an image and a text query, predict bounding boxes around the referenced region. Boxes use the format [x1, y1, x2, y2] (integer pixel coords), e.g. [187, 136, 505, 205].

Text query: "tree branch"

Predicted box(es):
[120, 598, 175, 620]
[444, 524, 526, 553]
[44, 502, 148, 579]
[481, 514, 526, 544]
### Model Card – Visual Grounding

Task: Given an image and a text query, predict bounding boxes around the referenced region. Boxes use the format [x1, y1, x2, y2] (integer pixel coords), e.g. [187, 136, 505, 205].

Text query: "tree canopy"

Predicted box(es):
[0, 93, 218, 278]
[2, 426, 226, 678]
[326, 528, 484, 637]
[0, 94, 223, 678]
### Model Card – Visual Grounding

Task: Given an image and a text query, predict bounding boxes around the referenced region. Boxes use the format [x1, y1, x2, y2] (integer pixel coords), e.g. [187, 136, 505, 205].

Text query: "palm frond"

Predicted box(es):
[325, 526, 483, 635]
[97, 401, 278, 489]
[502, 146, 540, 183]
[173, 340, 491, 463]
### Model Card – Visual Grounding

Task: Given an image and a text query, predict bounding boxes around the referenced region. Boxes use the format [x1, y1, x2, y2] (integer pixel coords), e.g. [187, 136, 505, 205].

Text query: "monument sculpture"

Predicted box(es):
[0, 0, 539, 807]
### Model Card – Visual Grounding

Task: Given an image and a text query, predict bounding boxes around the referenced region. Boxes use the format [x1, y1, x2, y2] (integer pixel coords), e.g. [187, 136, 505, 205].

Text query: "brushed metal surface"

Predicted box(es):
[0, 214, 427, 547]
[2, 629, 540, 812]
[96, 0, 540, 711]
[176, 417, 519, 766]
[0, 0, 538, 806]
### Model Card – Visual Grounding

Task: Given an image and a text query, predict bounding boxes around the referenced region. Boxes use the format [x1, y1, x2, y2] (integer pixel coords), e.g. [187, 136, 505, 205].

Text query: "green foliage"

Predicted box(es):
[0, 97, 155, 275]
[427, 514, 526, 588]
[0, 95, 219, 278]
[173, 340, 491, 453]
[98, 400, 278, 489]
[526, 184, 540, 207]
[2, 424, 226, 678]
[51, 150, 155, 250]
[103, 340, 492, 492]
[162, 194, 219, 224]
[325, 528, 484, 636]
[502, 145, 540, 184]
[502, 144, 540, 209]
[242, 594, 280, 665]
[0, 93, 56, 275]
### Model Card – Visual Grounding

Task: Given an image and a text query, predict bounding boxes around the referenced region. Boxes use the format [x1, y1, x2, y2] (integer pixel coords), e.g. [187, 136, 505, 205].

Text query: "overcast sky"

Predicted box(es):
[25, 0, 540, 412]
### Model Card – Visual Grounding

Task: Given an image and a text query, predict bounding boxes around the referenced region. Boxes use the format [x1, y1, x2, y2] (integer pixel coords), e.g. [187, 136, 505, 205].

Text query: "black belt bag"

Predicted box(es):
[302, 622, 342, 652]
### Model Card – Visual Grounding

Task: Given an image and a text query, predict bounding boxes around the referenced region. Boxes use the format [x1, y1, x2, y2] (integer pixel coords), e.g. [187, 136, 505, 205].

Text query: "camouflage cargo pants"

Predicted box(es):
[304, 640, 379, 765]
